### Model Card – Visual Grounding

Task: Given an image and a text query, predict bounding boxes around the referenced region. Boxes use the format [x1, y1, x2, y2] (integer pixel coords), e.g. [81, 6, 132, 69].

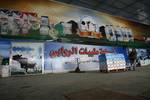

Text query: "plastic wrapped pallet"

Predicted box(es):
[99, 53, 126, 72]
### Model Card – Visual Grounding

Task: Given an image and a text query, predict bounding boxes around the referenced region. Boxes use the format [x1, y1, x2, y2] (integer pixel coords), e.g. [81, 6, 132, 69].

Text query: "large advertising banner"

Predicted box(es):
[136, 49, 150, 66]
[0, 0, 150, 47]
[127, 48, 150, 67]
[0, 40, 11, 65]
[44, 42, 128, 73]
[10, 42, 44, 75]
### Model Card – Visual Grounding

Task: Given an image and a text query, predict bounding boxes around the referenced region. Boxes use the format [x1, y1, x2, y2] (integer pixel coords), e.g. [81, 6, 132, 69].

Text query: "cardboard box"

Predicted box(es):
[0, 65, 9, 77]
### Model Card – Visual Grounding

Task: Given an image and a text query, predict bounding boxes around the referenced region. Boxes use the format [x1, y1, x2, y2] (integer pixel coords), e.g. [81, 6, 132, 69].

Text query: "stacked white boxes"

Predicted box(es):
[146, 59, 150, 65]
[99, 53, 126, 72]
[105, 25, 116, 41]
[140, 59, 150, 66]
[104, 25, 134, 42]
[0, 65, 10, 77]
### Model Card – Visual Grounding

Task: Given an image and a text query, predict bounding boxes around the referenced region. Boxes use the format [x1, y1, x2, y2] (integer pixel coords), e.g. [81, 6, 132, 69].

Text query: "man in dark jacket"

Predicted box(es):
[129, 48, 137, 71]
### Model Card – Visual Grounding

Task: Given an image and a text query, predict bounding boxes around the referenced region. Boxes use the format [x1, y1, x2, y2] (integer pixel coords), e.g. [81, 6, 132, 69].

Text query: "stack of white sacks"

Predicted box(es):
[0, 56, 10, 77]
[0, 65, 10, 77]
[145, 59, 150, 65]
[99, 53, 126, 71]
[140, 59, 150, 66]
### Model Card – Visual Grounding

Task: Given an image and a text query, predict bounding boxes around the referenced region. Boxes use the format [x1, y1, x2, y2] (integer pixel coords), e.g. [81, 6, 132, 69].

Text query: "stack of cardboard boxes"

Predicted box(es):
[99, 53, 126, 72]
[0, 55, 9, 77]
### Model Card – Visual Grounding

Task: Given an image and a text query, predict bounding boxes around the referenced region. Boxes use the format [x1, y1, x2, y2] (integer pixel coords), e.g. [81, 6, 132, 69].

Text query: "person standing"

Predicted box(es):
[129, 48, 137, 71]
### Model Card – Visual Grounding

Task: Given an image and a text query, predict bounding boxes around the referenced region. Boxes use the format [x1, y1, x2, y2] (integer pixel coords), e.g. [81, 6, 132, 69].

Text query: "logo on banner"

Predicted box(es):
[12, 47, 34, 51]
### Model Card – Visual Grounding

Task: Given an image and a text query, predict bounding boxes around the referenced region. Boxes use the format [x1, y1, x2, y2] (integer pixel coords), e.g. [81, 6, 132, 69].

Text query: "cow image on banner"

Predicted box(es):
[10, 42, 44, 75]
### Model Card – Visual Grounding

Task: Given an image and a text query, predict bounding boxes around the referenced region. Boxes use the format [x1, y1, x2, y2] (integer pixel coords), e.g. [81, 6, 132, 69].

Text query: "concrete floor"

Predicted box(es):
[0, 66, 150, 100]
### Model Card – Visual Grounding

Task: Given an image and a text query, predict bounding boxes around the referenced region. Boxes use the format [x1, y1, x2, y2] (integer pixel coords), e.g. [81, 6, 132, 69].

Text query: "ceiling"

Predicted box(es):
[55, 0, 150, 25]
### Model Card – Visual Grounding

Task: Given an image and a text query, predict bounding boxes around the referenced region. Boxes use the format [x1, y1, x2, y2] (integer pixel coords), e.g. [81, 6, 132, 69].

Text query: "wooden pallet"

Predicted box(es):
[100, 68, 127, 73]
